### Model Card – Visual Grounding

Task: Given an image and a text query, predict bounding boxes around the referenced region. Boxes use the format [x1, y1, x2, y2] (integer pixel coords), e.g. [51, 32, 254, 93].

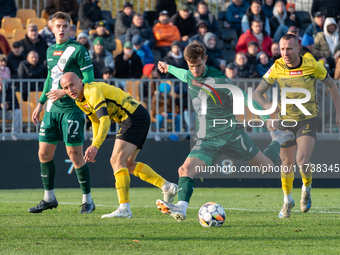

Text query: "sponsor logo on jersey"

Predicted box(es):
[53, 51, 63, 56]
[84, 104, 89, 108]
[289, 70, 303, 76]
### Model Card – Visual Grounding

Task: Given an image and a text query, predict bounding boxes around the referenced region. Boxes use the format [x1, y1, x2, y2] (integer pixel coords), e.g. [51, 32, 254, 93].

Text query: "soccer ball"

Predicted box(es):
[198, 202, 226, 227]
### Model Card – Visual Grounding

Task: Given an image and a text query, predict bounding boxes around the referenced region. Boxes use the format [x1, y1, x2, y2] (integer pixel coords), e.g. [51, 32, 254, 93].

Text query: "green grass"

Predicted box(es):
[1, 188, 340, 254]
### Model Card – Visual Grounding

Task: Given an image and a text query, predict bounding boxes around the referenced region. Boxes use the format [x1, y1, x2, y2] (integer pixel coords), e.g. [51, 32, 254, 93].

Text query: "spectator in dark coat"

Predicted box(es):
[255, 51, 272, 77]
[311, 0, 340, 23]
[78, 0, 102, 30]
[7, 41, 25, 79]
[227, 0, 250, 36]
[156, 0, 177, 17]
[115, 41, 143, 79]
[163, 41, 188, 79]
[0, 34, 11, 56]
[39, 16, 55, 47]
[114, 2, 134, 43]
[194, 1, 219, 36]
[45, 0, 79, 24]
[203, 32, 225, 72]
[0, 0, 17, 26]
[234, 52, 259, 78]
[189, 20, 209, 44]
[271, 42, 281, 62]
[246, 41, 259, 66]
[241, 0, 270, 35]
[262, 0, 274, 18]
[304, 11, 325, 38]
[132, 35, 154, 66]
[89, 20, 116, 52]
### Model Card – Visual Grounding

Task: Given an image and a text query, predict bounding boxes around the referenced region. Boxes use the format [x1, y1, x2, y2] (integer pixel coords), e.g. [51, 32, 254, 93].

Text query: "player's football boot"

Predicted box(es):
[156, 199, 186, 222]
[28, 198, 58, 213]
[278, 199, 295, 218]
[270, 130, 295, 145]
[79, 200, 96, 214]
[300, 187, 312, 213]
[162, 183, 178, 203]
[101, 208, 132, 218]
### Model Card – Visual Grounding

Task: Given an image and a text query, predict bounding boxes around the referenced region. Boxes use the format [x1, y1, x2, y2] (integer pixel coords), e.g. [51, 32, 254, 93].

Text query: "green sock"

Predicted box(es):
[177, 177, 194, 203]
[75, 164, 91, 194]
[263, 141, 281, 164]
[41, 160, 56, 190]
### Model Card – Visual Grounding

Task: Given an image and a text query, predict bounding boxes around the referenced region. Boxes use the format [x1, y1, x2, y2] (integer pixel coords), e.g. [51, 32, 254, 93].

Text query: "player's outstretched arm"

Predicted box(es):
[158, 61, 169, 73]
[253, 79, 279, 113]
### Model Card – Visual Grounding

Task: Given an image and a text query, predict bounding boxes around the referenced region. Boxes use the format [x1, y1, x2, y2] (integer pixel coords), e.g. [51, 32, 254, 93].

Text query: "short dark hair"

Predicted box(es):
[281, 33, 299, 45]
[133, 13, 143, 19]
[52, 11, 71, 24]
[251, 19, 263, 25]
[184, 42, 206, 63]
[197, 1, 208, 8]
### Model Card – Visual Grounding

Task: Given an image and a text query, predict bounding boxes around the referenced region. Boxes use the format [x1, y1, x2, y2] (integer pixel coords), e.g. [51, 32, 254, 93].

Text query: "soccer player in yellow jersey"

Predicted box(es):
[253, 34, 340, 218]
[59, 72, 178, 218]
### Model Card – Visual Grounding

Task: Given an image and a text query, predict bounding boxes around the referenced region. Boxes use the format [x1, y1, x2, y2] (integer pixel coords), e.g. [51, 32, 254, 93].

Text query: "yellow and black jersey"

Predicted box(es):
[264, 56, 327, 121]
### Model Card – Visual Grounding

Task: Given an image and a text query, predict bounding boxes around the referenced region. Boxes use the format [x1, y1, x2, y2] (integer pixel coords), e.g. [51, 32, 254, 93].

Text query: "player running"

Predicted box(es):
[253, 34, 340, 218]
[28, 12, 95, 214]
[156, 42, 294, 222]
[59, 72, 178, 218]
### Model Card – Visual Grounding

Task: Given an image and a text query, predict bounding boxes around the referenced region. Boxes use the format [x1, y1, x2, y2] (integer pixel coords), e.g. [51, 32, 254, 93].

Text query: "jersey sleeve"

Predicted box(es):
[168, 65, 189, 83]
[263, 64, 277, 85]
[76, 45, 93, 78]
[314, 59, 328, 79]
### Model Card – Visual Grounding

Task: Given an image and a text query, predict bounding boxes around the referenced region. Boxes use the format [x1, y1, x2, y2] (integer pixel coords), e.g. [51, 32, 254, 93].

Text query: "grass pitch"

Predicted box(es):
[1, 187, 339, 254]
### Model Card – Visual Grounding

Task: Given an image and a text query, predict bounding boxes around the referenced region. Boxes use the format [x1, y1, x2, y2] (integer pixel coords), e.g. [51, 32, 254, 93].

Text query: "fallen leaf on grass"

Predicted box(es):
[133, 240, 140, 242]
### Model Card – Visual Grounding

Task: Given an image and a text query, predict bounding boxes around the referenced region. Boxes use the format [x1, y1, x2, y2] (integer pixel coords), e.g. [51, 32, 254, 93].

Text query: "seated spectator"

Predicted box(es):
[20, 23, 49, 65]
[77, 32, 91, 51]
[153, 10, 181, 57]
[299, 34, 316, 58]
[69, 24, 77, 41]
[39, 16, 55, 47]
[246, 41, 259, 65]
[225, 62, 238, 79]
[156, 0, 177, 17]
[287, 26, 301, 44]
[0, 77, 21, 138]
[0, 0, 16, 25]
[203, 32, 225, 72]
[269, 1, 291, 42]
[255, 51, 272, 76]
[125, 13, 155, 49]
[234, 52, 259, 78]
[236, 19, 272, 57]
[194, 1, 219, 36]
[311, 0, 340, 23]
[78, 0, 102, 31]
[170, 3, 196, 46]
[271, 42, 281, 62]
[45, 0, 79, 24]
[0, 34, 11, 56]
[89, 37, 115, 79]
[189, 20, 209, 44]
[17, 51, 46, 101]
[286, 3, 301, 29]
[102, 67, 114, 86]
[262, 0, 274, 18]
[141, 63, 158, 105]
[185, 0, 198, 14]
[7, 41, 25, 79]
[114, 2, 134, 43]
[163, 41, 188, 79]
[241, 0, 270, 36]
[0, 55, 11, 80]
[227, 0, 250, 36]
[89, 20, 116, 52]
[304, 11, 324, 38]
[132, 35, 154, 66]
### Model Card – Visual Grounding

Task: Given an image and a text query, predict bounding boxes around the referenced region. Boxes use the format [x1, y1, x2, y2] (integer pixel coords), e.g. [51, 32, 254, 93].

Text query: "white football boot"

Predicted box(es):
[279, 199, 295, 218]
[162, 182, 178, 203]
[270, 130, 295, 145]
[101, 208, 133, 218]
[156, 199, 186, 222]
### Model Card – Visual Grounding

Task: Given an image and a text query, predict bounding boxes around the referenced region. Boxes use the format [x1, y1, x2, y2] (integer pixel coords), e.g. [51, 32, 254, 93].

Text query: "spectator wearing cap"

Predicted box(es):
[299, 34, 316, 59]
[163, 41, 188, 79]
[311, 0, 340, 23]
[304, 11, 324, 38]
[115, 2, 134, 43]
[262, 0, 275, 18]
[170, 3, 197, 46]
[141, 63, 159, 105]
[255, 51, 272, 77]
[77, 32, 91, 50]
[125, 13, 155, 49]
[45, 0, 79, 24]
[189, 20, 209, 44]
[19, 23, 49, 65]
[78, 0, 102, 31]
[246, 41, 259, 65]
[271, 42, 280, 62]
[69, 24, 77, 41]
[89, 37, 114, 79]
[0, 55, 10, 80]
[156, 0, 177, 18]
[225, 62, 238, 79]
[102, 67, 114, 85]
[203, 32, 225, 72]
[132, 35, 154, 66]
[7, 41, 25, 79]
[227, 0, 250, 36]
[234, 52, 259, 78]
[0, 0, 16, 26]
[287, 26, 301, 44]
[194, 1, 219, 36]
[89, 20, 116, 52]
[0, 34, 11, 56]
[242, 0, 271, 36]
[39, 16, 56, 46]
[153, 10, 181, 57]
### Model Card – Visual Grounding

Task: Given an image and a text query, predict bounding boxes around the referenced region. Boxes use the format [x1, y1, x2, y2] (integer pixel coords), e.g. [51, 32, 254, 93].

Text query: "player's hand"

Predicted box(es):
[46, 89, 66, 103]
[84, 145, 98, 163]
[264, 102, 280, 114]
[32, 103, 43, 124]
[265, 119, 278, 131]
[158, 61, 169, 73]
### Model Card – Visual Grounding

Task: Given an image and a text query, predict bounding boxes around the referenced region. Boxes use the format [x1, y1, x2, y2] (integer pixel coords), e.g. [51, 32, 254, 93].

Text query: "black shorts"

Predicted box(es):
[116, 105, 150, 149]
[278, 117, 318, 148]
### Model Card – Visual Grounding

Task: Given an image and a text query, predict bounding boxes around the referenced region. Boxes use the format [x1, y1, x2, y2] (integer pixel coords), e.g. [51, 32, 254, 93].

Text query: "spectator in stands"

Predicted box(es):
[236, 19, 272, 57]
[304, 11, 324, 38]
[20, 23, 49, 65]
[311, 0, 340, 23]
[39, 16, 55, 47]
[45, 0, 79, 24]
[271, 42, 281, 62]
[0, 55, 10, 80]
[77, 32, 91, 51]
[194, 1, 219, 36]
[0, 0, 17, 27]
[89, 37, 114, 79]
[141, 63, 158, 105]
[225, 62, 238, 79]
[0, 77, 21, 138]
[0, 34, 11, 56]
[7, 41, 25, 79]
[299, 34, 316, 58]
[89, 20, 116, 52]
[153, 10, 181, 57]
[262, 0, 274, 18]
[246, 41, 259, 65]
[156, 0, 177, 18]
[17, 51, 46, 101]
[170, 3, 197, 47]
[203, 32, 225, 72]
[125, 13, 155, 49]
[102, 67, 114, 86]
[234, 52, 259, 78]
[78, 0, 102, 31]
[69, 24, 77, 41]
[115, 2, 134, 43]
[132, 35, 154, 66]
[255, 51, 272, 76]
[241, 0, 270, 36]
[227, 0, 250, 36]
[269, 0, 292, 42]
[286, 3, 301, 29]
[189, 20, 209, 44]
[163, 41, 188, 79]
[184, 0, 198, 14]
[287, 26, 301, 44]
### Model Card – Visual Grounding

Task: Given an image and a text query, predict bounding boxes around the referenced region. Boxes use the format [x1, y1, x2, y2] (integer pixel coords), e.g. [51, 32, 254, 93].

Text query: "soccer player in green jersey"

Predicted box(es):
[28, 12, 95, 214]
[156, 42, 295, 222]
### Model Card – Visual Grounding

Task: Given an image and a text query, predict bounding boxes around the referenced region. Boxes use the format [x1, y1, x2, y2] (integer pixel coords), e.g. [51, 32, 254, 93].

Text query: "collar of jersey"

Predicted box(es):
[200, 66, 209, 78]
[285, 56, 303, 70]
[55, 39, 71, 48]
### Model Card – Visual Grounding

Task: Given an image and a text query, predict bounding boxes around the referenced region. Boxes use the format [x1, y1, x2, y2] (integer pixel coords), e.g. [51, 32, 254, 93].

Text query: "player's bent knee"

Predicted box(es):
[178, 165, 191, 177]
[38, 150, 53, 162]
[296, 156, 310, 168]
[67, 150, 84, 168]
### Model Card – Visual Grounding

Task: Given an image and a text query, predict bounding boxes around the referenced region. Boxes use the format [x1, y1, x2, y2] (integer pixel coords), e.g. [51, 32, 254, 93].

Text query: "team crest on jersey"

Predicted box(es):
[289, 70, 303, 76]
[53, 51, 63, 56]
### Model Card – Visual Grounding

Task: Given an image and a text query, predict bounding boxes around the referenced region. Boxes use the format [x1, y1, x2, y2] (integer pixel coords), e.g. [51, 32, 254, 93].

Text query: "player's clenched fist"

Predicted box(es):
[158, 61, 168, 73]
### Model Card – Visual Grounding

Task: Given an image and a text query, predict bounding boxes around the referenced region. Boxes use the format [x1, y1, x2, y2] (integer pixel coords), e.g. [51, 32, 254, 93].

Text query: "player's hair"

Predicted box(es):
[52, 11, 71, 24]
[281, 34, 299, 45]
[184, 42, 206, 63]
[251, 19, 263, 25]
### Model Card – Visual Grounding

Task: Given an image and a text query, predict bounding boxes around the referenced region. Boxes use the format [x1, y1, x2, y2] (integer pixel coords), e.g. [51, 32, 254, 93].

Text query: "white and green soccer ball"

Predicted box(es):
[198, 202, 226, 227]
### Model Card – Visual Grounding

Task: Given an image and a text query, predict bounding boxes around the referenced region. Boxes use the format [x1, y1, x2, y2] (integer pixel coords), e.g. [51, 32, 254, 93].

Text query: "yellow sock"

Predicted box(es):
[134, 162, 166, 188]
[300, 165, 312, 188]
[281, 171, 294, 195]
[114, 168, 130, 204]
